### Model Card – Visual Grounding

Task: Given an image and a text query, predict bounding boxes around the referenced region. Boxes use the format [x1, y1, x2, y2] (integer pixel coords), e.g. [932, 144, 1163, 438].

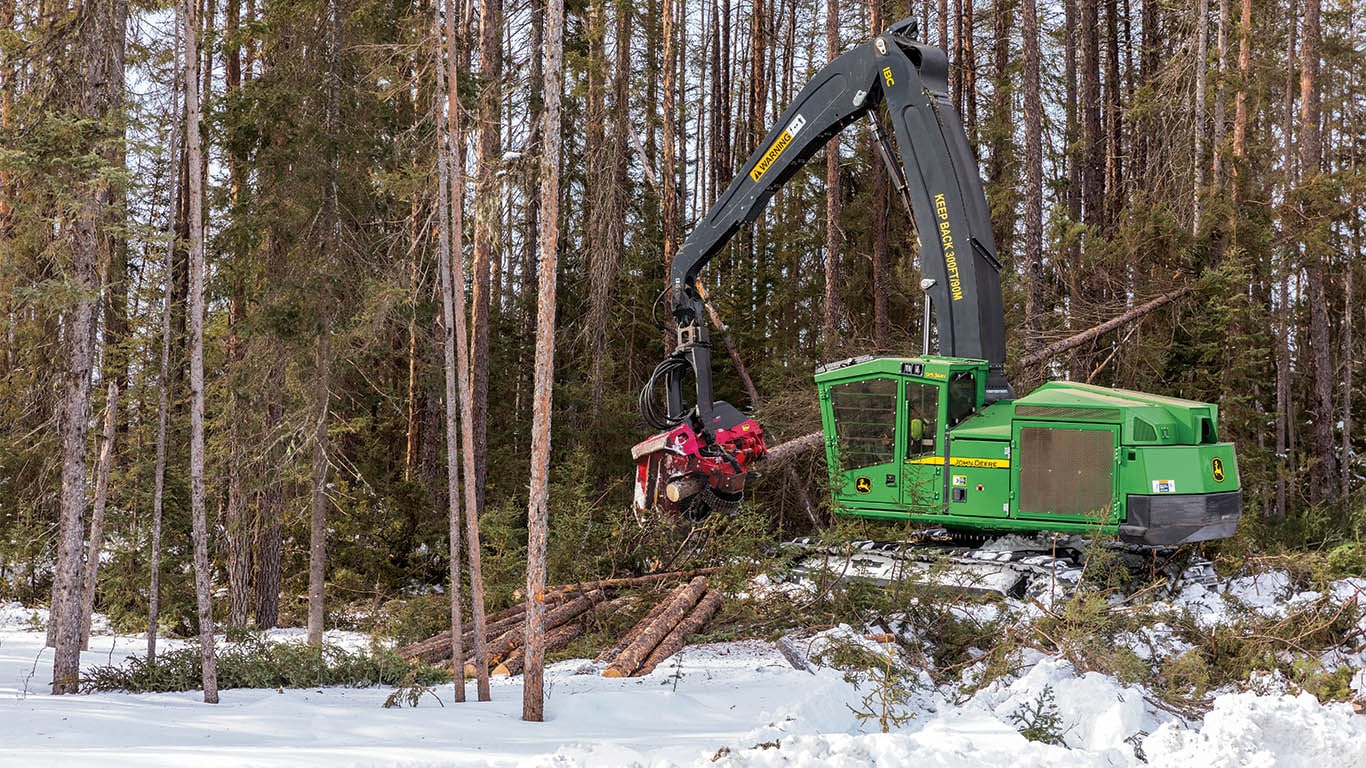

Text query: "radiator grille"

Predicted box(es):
[1017, 427, 1115, 517]
[1132, 418, 1158, 442]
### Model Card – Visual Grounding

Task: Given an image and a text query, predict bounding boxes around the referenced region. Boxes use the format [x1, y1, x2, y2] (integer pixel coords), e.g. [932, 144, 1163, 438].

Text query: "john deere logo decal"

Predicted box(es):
[854, 476, 872, 494]
[1212, 457, 1225, 483]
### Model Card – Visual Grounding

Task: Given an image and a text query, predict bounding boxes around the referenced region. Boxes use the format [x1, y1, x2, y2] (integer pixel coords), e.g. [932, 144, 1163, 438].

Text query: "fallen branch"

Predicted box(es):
[1017, 285, 1192, 370]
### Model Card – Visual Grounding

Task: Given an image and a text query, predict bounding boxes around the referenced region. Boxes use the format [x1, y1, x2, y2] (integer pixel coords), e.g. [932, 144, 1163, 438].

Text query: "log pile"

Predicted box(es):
[395, 570, 724, 677]
[600, 575, 723, 678]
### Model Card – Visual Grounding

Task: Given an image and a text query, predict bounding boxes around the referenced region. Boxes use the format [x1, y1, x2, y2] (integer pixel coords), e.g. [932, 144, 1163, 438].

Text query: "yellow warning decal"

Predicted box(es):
[750, 114, 807, 182]
[933, 193, 965, 301]
[882, 66, 895, 87]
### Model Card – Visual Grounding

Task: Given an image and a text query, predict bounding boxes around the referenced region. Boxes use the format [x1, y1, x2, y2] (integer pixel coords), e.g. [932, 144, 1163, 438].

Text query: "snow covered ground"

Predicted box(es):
[2, 573, 1366, 767]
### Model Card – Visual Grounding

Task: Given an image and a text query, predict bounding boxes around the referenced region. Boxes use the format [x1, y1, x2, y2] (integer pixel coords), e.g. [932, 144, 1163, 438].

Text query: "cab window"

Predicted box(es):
[829, 378, 898, 470]
[905, 382, 939, 458]
[947, 371, 977, 427]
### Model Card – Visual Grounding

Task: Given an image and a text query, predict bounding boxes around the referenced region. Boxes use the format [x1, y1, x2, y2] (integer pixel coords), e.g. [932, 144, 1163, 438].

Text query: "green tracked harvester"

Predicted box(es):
[815, 355, 1240, 546]
[632, 19, 1241, 546]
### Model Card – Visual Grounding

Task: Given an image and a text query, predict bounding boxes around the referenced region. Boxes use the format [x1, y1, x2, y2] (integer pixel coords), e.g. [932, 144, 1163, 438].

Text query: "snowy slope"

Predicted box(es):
[2, 578, 1366, 767]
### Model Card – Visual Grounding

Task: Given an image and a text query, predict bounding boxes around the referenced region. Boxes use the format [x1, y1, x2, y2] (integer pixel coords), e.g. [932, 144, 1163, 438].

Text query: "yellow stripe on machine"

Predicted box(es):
[906, 456, 1010, 469]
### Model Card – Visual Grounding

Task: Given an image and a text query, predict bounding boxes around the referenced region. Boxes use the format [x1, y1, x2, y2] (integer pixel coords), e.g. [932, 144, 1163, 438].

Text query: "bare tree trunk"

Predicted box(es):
[307, 334, 330, 646]
[1211, 0, 1228, 185]
[1230, 0, 1250, 238]
[445, 0, 491, 701]
[224, 0, 252, 633]
[1300, 0, 1333, 503]
[434, 0, 466, 703]
[1078, 0, 1102, 228]
[585, 0, 612, 407]
[661, 0, 680, 355]
[470, 0, 502, 517]
[1344, 262, 1354, 498]
[822, 0, 841, 358]
[1022, 0, 1044, 354]
[1192, 0, 1208, 235]
[49, 0, 125, 694]
[869, 0, 889, 349]
[1274, 0, 1297, 520]
[184, 0, 219, 702]
[524, 0, 563, 722]
[1102, 0, 1120, 231]
[79, 382, 118, 649]
[255, 394, 284, 628]
[149, 23, 182, 661]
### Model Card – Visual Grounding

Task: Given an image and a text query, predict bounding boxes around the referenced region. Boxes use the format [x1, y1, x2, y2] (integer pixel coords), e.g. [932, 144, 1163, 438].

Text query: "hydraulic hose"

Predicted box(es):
[640, 356, 691, 431]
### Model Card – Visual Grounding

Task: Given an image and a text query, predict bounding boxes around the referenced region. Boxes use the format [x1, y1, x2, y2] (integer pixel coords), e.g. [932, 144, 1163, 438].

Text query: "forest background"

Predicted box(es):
[0, 0, 1362, 649]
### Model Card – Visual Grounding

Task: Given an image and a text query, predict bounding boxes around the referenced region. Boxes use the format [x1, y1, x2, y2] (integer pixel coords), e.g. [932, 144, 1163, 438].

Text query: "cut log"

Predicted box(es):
[752, 432, 823, 467]
[595, 589, 679, 664]
[397, 589, 581, 663]
[396, 595, 567, 663]
[479, 589, 606, 664]
[634, 589, 724, 676]
[499, 621, 586, 676]
[602, 576, 708, 678]
[665, 477, 706, 503]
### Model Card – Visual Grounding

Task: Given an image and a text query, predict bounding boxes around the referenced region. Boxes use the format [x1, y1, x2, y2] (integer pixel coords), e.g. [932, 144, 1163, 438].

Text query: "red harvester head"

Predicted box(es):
[632, 408, 766, 520]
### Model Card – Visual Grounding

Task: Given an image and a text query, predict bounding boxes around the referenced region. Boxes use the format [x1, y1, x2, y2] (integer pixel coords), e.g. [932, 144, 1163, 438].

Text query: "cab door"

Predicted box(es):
[827, 377, 903, 511]
[900, 380, 944, 512]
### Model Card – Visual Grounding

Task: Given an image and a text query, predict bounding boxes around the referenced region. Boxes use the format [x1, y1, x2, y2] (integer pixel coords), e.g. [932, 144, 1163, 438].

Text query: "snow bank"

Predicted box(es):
[1145, 691, 1366, 768]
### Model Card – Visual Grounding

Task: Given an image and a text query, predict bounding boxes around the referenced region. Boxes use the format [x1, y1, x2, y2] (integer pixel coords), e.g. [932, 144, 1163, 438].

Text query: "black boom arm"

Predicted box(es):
[653, 19, 1012, 438]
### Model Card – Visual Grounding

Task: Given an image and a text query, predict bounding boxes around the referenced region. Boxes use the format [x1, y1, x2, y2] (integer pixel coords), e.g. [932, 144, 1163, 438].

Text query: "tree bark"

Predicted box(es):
[1299, 0, 1333, 502]
[1230, 0, 1250, 238]
[185, 0, 219, 701]
[306, 334, 330, 647]
[443, 0, 491, 702]
[1192, 0, 1209, 235]
[470, 0, 502, 517]
[869, 0, 889, 350]
[80, 382, 118, 650]
[224, 0, 252, 634]
[585, 0, 613, 406]
[434, 0, 466, 703]
[1021, 0, 1044, 354]
[822, 0, 841, 357]
[1078, 0, 1103, 228]
[661, 0, 680, 353]
[149, 19, 182, 661]
[524, 0, 562, 721]
[48, 0, 124, 694]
